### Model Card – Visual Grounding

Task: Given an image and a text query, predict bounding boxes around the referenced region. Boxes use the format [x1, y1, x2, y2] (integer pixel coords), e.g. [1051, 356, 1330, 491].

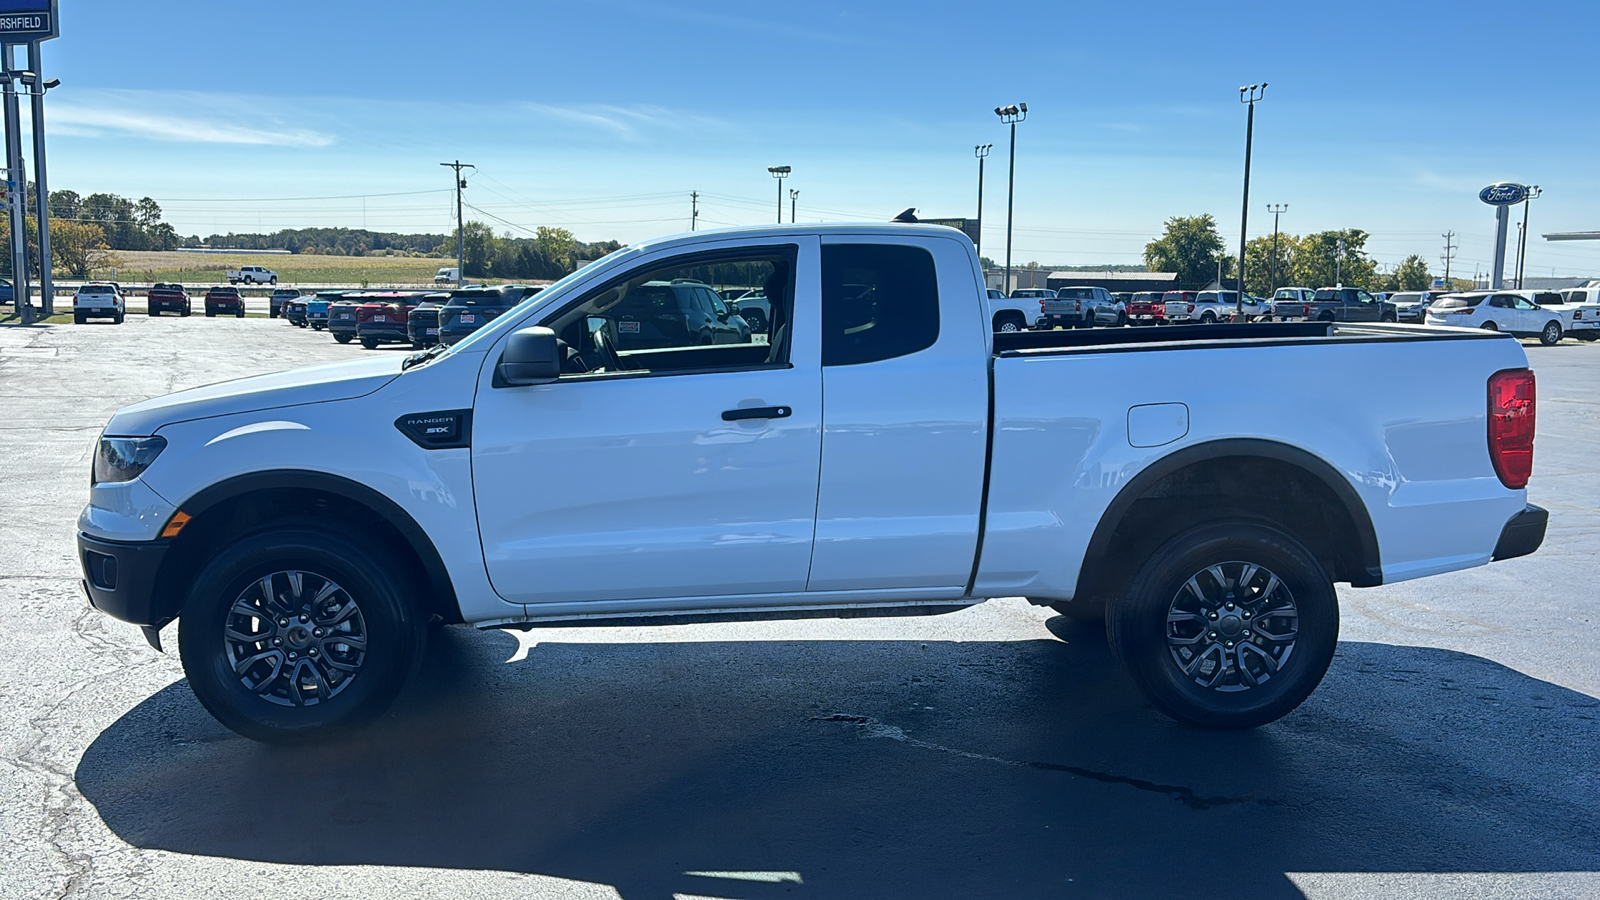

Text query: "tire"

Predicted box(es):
[1200, 312, 1216, 324]
[334, 333, 352, 344]
[148, 308, 158, 317]
[1105, 521, 1338, 729]
[1540, 321, 1562, 345]
[73, 312, 84, 324]
[360, 336, 379, 350]
[1481, 321, 1498, 332]
[270, 307, 278, 319]
[1318, 312, 1335, 323]
[206, 309, 215, 317]
[114, 313, 124, 325]
[177, 524, 426, 744]
[743, 311, 767, 333]
[181, 306, 191, 317]
[270, 277, 278, 285]
[1117, 312, 1127, 327]
[1381, 312, 1397, 323]
[995, 315, 1022, 333]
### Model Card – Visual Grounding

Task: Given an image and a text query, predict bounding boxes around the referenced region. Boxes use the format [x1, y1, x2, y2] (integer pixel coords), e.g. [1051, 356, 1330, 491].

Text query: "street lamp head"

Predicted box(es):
[1018, 102, 1026, 114]
[43, 78, 59, 90]
[790, 189, 799, 199]
[768, 165, 791, 177]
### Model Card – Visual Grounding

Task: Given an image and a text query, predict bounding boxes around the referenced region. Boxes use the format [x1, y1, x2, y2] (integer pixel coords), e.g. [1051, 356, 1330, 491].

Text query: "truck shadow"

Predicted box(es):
[76, 623, 1600, 899]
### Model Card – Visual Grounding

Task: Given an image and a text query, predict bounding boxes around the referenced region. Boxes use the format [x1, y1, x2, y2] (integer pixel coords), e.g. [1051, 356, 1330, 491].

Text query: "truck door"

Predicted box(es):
[470, 238, 824, 604]
[1352, 289, 1381, 321]
[806, 236, 990, 592]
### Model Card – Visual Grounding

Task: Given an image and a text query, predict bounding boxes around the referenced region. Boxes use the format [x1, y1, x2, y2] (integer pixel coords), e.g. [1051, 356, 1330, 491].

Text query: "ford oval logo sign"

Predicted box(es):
[1480, 182, 1529, 206]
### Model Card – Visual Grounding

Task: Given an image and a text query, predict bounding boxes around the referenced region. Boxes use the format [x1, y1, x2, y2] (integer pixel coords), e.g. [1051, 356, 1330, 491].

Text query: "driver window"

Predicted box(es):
[1513, 297, 1538, 310]
[538, 247, 797, 378]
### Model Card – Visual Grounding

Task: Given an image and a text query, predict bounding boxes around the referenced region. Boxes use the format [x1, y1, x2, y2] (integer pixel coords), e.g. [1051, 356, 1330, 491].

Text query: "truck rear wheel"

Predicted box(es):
[1106, 521, 1338, 729]
[177, 524, 426, 744]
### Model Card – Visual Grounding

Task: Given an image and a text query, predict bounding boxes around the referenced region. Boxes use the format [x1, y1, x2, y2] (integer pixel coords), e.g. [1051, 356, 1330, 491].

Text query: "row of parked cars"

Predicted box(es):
[72, 282, 256, 323]
[983, 284, 1600, 345]
[281, 278, 779, 351]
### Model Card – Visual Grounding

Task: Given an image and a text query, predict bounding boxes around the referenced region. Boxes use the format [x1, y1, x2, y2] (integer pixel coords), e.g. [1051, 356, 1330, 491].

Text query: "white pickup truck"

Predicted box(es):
[78, 223, 1546, 744]
[227, 265, 279, 285]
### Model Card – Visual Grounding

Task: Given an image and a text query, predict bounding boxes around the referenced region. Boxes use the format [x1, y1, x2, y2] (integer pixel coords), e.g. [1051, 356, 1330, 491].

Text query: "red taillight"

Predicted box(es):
[1188, 303, 1196, 313]
[1040, 300, 1047, 310]
[1488, 368, 1536, 489]
[1075, 301, 1082, 311]
[1302, 303, 1310, 317]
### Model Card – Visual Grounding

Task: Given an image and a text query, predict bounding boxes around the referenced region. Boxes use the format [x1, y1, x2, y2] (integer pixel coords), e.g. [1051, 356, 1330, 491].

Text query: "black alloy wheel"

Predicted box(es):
[1106, 521, 1338, 729]
[178, 524, 425, 744]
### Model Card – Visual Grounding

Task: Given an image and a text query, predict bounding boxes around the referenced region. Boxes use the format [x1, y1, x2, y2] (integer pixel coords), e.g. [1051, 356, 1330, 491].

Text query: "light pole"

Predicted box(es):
[1237, 83, 1267, 318]
[1335, 236, 1346, 287]
[994, 103, 1026, 295]
[767, 165, 790, 223]
[1266, 203, 1288, 294]
[974, 143, 992, 259]
[789, 188, 799, 224]
[17, 66, 57, 318]
[1516, 185, 1541, 289]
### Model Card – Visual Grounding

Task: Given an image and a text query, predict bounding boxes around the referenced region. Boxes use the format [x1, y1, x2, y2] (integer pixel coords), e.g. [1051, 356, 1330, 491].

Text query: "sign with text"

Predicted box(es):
[0, 0, 56, 43]
[921, 216, 981, 245]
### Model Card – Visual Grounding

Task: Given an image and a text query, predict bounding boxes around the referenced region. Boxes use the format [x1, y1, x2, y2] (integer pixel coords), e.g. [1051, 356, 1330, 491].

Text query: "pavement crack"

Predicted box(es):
[810, 713, 1279, 811]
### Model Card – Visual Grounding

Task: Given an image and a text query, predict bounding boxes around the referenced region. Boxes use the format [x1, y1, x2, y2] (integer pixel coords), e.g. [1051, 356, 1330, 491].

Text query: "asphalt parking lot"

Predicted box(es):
[1, 316, 1597, 900]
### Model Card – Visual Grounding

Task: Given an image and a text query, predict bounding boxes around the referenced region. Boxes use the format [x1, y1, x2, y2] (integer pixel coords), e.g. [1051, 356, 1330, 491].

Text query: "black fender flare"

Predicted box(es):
[1079, 438, 1382, 590]
[168, 469, 462, 623]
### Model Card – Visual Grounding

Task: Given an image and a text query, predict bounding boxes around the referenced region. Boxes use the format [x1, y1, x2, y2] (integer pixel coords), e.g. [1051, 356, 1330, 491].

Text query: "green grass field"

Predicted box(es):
[94, 251, 456, 286]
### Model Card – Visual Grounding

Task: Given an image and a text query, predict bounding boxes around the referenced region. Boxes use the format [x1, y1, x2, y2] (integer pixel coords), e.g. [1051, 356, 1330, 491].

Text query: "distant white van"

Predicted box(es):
[434, 267, 460, 284]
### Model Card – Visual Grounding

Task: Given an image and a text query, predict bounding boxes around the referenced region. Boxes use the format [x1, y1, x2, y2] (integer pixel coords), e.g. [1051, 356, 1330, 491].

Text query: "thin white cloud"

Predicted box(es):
[519, 102, 728, 142]
[50, 103, 333, 146]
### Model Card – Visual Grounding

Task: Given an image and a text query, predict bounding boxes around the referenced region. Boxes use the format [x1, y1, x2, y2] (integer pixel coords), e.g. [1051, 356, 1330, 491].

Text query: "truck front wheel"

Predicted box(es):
[1106, 521, 1338, 729]
[177, 525, 426, 744]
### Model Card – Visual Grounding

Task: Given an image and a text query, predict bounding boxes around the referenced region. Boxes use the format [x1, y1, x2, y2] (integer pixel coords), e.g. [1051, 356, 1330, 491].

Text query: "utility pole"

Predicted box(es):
[691, 191, 698, 231]
[1514, 222, 1524, 289]
[440, 160, 473, 284]
[1441, 231, 1456, 288]
[974, 143, 991, 259]
[1266, 203, 1288, 294]
[1237, 83, 1267, 318]
[1335, 236, 1345, 287]
[994, 103, 1026, 296]
[790, 188, 799, 224]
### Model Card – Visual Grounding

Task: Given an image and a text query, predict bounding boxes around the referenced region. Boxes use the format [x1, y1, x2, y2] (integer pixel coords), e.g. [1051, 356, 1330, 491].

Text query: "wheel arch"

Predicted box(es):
[1075, 439, 1382, 604]
[151, 470, 462, 629]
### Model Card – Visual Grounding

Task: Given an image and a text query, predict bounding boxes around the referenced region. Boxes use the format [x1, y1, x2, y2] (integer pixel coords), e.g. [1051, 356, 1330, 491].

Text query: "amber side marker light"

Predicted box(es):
[160, 511, 192, 538]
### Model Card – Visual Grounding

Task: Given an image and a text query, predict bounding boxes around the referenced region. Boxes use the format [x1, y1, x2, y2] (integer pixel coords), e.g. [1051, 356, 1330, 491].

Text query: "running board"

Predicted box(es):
[481, 600, 981, 631]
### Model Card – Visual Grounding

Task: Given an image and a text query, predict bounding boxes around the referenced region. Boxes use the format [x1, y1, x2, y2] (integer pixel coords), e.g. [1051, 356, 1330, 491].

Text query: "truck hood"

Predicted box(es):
[105, 355, 404, 436]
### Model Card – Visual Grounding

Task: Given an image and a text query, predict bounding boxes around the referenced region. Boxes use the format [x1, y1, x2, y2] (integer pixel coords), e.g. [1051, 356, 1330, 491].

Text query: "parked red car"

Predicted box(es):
[204, 286, 245, 318]
[1125, 291, 1166, 325]
[146, 283, 191, 317]
[355, 291, 428, 349]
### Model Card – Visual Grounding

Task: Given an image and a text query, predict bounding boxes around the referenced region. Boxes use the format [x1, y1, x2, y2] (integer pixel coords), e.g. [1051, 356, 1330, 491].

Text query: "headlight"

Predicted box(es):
[93, 436, 168, 485]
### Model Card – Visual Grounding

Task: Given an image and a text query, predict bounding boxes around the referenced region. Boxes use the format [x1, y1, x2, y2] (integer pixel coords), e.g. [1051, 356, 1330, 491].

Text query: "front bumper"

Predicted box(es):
[1492, 504, 1547, 561]
[78, 532, 172, 627]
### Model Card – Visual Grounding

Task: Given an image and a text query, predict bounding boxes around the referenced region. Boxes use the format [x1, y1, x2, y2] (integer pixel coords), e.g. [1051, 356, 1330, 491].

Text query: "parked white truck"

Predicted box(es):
[79, 223, 1545, 744]
[226, 265, 278, 285]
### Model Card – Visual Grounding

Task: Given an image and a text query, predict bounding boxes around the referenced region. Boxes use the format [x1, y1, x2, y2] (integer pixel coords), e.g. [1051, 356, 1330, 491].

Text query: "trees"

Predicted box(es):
[1144, 215, 1224, 289]
[1392, 254, 1432, 291]
[1244, 233, 1301, 295]
[51, 221, 121, 277]
[1291, 229, 1376, 290]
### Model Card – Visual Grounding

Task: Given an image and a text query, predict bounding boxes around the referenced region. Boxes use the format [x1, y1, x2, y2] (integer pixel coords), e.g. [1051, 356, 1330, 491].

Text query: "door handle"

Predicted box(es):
[722, 406, 792, 421]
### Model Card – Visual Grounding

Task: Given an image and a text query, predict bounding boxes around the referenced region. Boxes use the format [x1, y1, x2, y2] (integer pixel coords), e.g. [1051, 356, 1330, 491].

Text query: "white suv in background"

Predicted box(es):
[74, 283, 125, 325]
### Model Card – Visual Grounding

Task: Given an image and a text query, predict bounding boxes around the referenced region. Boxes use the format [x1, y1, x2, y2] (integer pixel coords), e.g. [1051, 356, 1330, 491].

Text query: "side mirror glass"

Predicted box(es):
[496, 326, 562, 386]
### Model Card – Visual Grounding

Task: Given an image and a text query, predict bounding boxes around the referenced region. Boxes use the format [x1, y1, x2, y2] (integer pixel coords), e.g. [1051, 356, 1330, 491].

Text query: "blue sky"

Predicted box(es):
[35, 0, 1600, 278]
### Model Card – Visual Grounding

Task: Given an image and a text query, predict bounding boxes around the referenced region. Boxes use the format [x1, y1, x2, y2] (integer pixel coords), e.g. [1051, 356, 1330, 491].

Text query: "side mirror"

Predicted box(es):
[496, 326, 562, 386]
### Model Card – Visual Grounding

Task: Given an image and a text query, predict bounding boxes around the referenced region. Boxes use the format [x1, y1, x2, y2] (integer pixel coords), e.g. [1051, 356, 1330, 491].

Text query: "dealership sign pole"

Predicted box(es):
[0, 0, 56, 323]
[1480, 182, 1528, 291]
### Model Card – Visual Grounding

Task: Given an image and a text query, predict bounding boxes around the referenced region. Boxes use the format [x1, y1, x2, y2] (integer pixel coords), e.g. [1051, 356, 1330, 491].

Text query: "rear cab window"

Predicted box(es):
[822, 243, 939, 367]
